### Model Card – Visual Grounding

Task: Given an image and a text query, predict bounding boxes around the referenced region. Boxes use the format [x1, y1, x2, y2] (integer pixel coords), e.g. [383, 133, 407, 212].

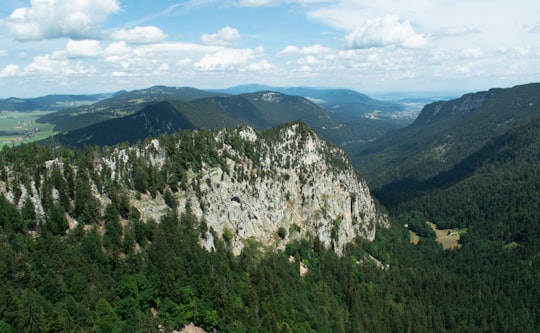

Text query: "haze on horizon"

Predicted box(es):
[1, 0, 540, 98]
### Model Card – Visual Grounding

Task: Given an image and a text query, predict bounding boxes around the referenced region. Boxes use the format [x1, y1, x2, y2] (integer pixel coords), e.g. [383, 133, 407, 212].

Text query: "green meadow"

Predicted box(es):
[0, 111, 56, 147]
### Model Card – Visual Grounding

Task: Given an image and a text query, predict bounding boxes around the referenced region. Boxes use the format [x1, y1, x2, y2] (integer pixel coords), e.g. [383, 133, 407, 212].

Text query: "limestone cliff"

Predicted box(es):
[1, 122, 387, 255]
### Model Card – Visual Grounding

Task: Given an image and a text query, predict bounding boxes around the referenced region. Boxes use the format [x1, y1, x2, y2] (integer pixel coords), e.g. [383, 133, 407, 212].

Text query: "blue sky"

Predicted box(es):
[1, 0, 540, 97]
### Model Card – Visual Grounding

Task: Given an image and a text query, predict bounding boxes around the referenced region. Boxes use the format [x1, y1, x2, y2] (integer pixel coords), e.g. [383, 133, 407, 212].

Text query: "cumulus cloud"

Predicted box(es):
[279, 44, 332, 56]
[194, 46, 265, 71]
[346, 15, 427, 49]
[5, 0, 120, 41]
[0, 64, 20, 78]
[201, 26, 241, 46]
[110, 26, 168, 44]
[66, 40, 102, 58]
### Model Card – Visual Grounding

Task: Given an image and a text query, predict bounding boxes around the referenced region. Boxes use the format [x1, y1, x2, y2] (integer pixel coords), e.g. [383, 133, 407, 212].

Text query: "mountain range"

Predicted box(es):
[0, 82, 538, 331]
[0, 93, 112, 112]
[39, 87, 403, 150]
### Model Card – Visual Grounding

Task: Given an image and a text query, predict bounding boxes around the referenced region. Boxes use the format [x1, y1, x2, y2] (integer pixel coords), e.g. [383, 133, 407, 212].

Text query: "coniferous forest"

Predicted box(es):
[0, 127, 539, 332]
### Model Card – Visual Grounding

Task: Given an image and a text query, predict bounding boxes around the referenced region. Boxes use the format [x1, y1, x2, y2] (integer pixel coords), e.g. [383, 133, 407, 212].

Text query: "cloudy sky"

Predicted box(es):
[1, 0, 540, 97]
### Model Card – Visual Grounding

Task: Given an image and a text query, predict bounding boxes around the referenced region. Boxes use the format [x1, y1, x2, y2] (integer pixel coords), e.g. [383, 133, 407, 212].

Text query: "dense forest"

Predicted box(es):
[0, 129, 538, 332]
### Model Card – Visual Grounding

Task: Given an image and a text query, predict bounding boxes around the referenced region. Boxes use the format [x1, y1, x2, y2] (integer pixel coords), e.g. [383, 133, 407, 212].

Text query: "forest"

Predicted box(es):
[0, 130, 538, 332]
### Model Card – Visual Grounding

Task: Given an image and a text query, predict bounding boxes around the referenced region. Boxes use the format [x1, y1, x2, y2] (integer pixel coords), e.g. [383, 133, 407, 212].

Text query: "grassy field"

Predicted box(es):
[0, 111, 56, 147]
[427, 222, 462, 249]
[409, 230, 420, 245]
[409, 222, 463, 249]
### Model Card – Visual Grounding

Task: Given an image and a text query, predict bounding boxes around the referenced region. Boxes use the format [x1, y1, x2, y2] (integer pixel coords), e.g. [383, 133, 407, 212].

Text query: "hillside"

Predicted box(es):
[32, 85, 409, 153]
[0, 94, 110, 112]
[214, 84, 404, 120]
[2, 122, 387, 254]
[0, 106, 538, 331]
[51, 101, 197, 148]
[356, 82, 540, 188]
[376, 117, 540, 255]
[37, 86, 229, 132]
[44, 91, 387, 150]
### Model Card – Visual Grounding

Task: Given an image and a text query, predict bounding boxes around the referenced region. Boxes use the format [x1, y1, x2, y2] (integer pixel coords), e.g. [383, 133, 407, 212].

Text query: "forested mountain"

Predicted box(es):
[1, 83, 540, 332]
[51, 101, 197, 148]
[213, 84, 405, 123]
[357, 82, 540, 258]
[375, 116, 540, 256]
[0, 120, 538, 332]
[37, 86, 229, 132]
[356, 82, 540, 188]
[42, 91, 388, 150]
[0, 94, 110, 112]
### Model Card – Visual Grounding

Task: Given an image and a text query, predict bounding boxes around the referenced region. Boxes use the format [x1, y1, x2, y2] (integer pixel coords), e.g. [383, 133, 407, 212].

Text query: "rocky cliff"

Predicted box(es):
[1, 122, 387, 255]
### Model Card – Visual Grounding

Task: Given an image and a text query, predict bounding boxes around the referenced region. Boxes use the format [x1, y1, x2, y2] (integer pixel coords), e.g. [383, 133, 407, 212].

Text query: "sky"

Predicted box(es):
[1, 0, 540, 97]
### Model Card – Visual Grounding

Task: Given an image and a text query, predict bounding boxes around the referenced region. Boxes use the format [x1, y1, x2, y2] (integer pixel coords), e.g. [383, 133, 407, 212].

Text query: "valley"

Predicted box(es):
[0, 83, 538, 332]
[0, 110, 56, 147]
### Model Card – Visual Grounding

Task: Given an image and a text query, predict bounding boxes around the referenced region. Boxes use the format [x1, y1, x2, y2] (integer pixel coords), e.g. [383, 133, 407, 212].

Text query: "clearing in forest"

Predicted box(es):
[426, 222, 462, 249]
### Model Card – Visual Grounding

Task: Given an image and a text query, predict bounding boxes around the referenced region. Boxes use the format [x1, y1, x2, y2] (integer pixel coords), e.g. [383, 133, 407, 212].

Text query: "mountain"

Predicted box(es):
[37, 86, 229, 132]
[375, 115, 540, 255]
[51, 101, 197, 147]
[2, 122, 387, 255]
[0, 94, 110, 112]
[0, 97, 42, 111]
[355, 82, 540, 188]
[352, 82, 540, 257]
[214, 84, 407, 125]
[0, 98, 538, 332]
[45, 91, 386, 149]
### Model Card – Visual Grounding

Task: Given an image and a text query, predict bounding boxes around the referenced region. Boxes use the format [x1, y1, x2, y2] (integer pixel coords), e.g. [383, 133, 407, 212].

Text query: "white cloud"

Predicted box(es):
[459, 48, 483, 59]
[110, 26, 168, 44]
[346, 15, 427, 49]
[232, 0, 278, 7]
[194, 47, 265, 71]
[433, 26, 481, 39]
[6, 0, 120, 41]
[232, 0, 329, 7]
[0, 64, 20, 78]
[279, 44, 332, 55]
[66, 40, 102, 58]
[0, 50, 8, 57]
[201, 26, 241, 46]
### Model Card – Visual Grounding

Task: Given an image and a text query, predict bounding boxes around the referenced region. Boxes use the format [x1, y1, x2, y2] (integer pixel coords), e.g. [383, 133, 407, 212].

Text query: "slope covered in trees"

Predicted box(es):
[0, 190, 537, 332]
[376, 116, 540, 257]
[0, 122, 538, 332]
[357, 83, 540, 188]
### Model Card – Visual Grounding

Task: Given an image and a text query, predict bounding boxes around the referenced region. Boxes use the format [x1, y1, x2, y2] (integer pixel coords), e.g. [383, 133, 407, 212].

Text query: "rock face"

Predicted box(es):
[1, 122, 388, 255]
[187, 124, 386, 254]
[413, 89, 500, 125]
[124, 123, 387, 255]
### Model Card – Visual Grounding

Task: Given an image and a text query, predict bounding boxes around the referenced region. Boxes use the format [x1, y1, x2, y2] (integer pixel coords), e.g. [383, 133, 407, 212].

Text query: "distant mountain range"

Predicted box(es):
[47, 91, 372, 149]
[212, 84, 408, 124]
[0, 93, 113, 112]
[30, 85, 412, 150]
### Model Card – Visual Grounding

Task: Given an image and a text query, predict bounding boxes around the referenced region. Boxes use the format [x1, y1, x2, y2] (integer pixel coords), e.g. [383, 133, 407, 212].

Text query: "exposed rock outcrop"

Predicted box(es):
[1, 122, 388, 255]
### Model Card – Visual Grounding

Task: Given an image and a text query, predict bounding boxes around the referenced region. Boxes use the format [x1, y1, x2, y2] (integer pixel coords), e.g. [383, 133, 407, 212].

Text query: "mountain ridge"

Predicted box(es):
[356, 82, 540, 188]
[1, 122, 388, 255]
